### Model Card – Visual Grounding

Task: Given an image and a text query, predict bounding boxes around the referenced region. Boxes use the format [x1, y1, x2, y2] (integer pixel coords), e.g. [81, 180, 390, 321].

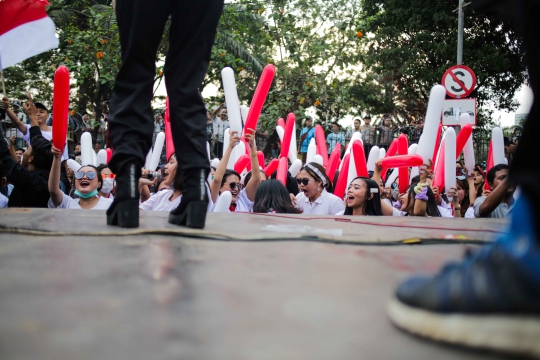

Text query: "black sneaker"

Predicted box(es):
[388, 197, 540, 357]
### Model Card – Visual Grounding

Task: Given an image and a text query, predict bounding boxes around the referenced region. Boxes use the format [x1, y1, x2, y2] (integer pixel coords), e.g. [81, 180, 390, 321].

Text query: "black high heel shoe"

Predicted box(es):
[107, 163, 140, 228]
[107, 199, 139, 228]
[168, 168, 208, 229]
[168, 201, 207, 228]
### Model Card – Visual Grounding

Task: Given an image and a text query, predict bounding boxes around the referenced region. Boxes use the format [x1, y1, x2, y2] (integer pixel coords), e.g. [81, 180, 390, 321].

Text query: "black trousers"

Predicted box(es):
[108, 0, 223, 175]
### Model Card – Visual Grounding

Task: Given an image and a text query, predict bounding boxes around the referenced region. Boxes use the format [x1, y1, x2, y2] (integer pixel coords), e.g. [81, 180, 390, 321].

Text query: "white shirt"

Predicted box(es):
[0, 193, 8, 208]
[392, 208, 407, 216]
[19, 124, 68, 161]
[213, 118, 230, 142]
[294, 189, 344, 215]
[211, 189, 253, 212]
[141, 189, 213, 212]
[464, 207, 475, 218]
[48, 192, 112, 210]
[438, 205, 453, 218]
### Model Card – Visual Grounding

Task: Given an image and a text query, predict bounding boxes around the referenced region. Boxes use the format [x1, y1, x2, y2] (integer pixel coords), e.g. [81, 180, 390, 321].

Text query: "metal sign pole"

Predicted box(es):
[457, 0, 464, 65]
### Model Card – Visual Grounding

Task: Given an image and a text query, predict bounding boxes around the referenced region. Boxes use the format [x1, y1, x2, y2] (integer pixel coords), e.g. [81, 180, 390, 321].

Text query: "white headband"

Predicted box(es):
[306, 163, 326, 186]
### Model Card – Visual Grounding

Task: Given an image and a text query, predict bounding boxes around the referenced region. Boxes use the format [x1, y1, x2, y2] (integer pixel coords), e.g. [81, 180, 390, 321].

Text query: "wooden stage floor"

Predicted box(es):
[0, 209, 512, 360]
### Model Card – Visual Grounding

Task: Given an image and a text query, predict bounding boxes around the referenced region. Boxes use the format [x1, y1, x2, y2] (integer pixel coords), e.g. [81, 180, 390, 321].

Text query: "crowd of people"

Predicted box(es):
[1, 93, 513, 220]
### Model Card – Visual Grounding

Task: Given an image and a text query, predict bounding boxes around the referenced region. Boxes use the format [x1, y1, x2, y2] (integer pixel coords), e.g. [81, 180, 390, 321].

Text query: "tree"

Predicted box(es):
[358, 0, 527, 126]
[3, 0, 123, 124]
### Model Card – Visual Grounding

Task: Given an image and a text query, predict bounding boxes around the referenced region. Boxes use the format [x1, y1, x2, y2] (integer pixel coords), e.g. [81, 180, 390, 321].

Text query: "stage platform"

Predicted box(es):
[0, 209, 512, 360]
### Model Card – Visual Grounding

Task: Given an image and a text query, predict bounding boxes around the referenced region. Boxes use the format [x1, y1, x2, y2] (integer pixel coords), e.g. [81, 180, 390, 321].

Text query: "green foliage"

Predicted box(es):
[2, 0, 526, 133]
[359, 0, 527, 126]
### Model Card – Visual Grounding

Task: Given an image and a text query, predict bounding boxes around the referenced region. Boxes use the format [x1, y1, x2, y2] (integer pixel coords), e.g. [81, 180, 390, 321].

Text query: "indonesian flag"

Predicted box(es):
[0, 0, 59, 70]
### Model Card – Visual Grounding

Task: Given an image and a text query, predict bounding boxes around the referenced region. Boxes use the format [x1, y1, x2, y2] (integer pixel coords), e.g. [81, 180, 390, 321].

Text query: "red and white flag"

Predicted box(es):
[0, 0, 59, 70]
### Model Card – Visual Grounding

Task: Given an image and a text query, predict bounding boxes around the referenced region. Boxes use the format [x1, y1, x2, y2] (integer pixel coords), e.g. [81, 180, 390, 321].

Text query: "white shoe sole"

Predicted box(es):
[387, 297, 540, 358]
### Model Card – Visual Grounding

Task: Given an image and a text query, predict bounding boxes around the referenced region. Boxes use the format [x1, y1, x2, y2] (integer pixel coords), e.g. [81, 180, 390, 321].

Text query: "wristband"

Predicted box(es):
[415, 187, 429, 201]
[414, 182, 428, 194]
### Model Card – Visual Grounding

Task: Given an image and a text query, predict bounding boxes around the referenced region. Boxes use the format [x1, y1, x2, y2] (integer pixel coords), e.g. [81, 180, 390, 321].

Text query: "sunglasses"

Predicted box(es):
[296, 178, 311, 186]
[228, 182, 243, 191]
[75, 171, 97, 180]
[101, 174, 116, 179]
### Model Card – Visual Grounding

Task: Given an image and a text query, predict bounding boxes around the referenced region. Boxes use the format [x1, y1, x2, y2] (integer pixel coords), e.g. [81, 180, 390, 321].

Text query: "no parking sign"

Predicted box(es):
[441, 65, 476, 98]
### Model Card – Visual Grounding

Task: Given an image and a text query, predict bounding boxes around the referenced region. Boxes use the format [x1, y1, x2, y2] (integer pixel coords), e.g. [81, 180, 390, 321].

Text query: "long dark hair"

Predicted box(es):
[270, 170, 299, 195]
[301, 162, 333, 192]
[343, 177, 383, 216]
[253, 180, 302, 214]
[405, 182, 441, 217]
[456, 178, 470, 217]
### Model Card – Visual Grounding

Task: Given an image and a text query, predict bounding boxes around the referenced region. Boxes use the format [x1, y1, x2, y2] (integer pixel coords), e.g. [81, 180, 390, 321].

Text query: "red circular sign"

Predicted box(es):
[441, 65, 476, 98]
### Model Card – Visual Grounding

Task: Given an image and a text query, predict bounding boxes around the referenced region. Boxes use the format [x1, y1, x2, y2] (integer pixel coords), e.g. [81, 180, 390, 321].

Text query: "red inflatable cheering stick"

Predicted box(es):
[333, 153, 351, 199]
[276, 157, 288, 186]
[242, 64, 276, 139]
[280, 113, 295, 159]
[397, 134, 409, 194]
[52, 66, 70, 151]
[455, 124, 472, 158]
[380, 154, 423, 169]
[164, 97, 175, 162]
[352, 139, 368, 177]
[315, 125, 329, 166]
[234, 154, 250, 174]
[381, 139, 398, 180]
[264, 158, 279, 177]
[257, 151, 265, 169]
[106, 148, 113, 164]
[326, 143, 342, 181]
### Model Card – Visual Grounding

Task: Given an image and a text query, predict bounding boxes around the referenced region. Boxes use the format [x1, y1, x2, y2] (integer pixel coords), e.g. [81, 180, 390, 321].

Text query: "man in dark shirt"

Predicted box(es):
[0, 97, 53, 208]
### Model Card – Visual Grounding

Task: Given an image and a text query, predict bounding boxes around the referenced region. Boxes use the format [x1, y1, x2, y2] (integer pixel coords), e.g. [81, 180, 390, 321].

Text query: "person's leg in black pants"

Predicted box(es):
[106, 0, 171, 227]
[509, 0, 540, 237]
[166, 0, 223, 227]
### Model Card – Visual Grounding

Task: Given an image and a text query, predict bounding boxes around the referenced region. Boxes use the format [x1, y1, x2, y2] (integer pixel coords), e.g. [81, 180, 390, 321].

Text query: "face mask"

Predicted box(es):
[101, 178, 115, 194]
[74, 189, 98, 199]
[391, 188, 399, 200]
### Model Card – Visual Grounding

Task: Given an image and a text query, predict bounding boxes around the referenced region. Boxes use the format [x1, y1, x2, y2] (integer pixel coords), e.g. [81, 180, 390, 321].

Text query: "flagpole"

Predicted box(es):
[0, 71, 6, 97]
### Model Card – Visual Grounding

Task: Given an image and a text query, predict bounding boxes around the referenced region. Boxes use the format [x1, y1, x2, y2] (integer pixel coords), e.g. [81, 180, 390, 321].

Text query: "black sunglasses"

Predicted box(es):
[75, 171, 97, 180]
[296, 178, 311, 186]
[228, 182, 243, 191]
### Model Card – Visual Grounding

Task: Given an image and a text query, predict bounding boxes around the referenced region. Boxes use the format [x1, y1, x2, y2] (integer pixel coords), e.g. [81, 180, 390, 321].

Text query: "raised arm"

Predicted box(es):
[477, 178, 510, 217]
[48, 145, 64, 207]
[2, 97, 27, 134]
[8, 135, 18, 161]
[22, 93, 39, 128]
[412, 163, 431, 217]
[244, 128, 261, 202]
[373, 159, 395, 216]
[465, 167, 477, 207]
[210, 130, 239, 202]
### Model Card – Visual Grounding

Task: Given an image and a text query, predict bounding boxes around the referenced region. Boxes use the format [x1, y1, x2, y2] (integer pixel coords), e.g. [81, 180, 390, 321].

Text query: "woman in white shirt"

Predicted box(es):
[48, 144, 112, 210]
[293, 162, 344, 215]
[210, 129, 261, 212]
[446, 176, 475, 218]
[97, 164, 115, 200]
[139, 153, 213, 212]
[336, 177, 383, 216]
